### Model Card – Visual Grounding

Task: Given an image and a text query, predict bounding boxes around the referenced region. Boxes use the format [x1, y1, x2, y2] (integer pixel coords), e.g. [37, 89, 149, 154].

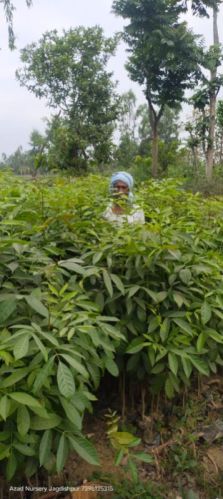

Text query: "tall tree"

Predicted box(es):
[1, 0, 32, 49]
[177, 1, 223, 179]
[113, 0, 201, 177]
[114, 91, 139, 166]
[2, 146, 34, 174]
[189, 4, 222, 179]
[16, 27, 119, 170]
[215, 100, 223, 164]
[206, 5, 220, 178]
[175, 0, 221, 16]
[118, 90, 137, 140]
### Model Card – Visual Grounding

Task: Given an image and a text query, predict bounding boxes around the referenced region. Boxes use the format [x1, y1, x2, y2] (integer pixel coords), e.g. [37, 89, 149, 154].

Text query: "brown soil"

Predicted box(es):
[6, 374, 223, 499]
[64, 419, 122, 484]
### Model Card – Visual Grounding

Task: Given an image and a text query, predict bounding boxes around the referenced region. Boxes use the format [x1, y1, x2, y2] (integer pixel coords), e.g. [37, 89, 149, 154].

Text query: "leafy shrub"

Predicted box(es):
[0, 174, 122, 479]
[0, 172, 223, 479]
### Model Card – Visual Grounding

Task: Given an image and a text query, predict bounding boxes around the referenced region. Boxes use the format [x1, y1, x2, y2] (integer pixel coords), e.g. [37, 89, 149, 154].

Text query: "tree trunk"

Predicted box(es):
[151, 119, 159, 177]
[146, 91, 161, 178]
[206, 95, 216, 179]
[220, 134, 223, 164]
[206, 7, 219, 180]
[192, 145, 199, 174]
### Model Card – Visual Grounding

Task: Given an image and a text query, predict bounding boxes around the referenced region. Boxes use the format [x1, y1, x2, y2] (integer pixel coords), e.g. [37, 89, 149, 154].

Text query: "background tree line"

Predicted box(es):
[1, 0, 223, 183]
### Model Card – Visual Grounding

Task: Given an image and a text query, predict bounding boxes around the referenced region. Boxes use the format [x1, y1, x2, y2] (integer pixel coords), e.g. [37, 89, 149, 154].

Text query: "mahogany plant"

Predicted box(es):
[0, 172, 223, 478]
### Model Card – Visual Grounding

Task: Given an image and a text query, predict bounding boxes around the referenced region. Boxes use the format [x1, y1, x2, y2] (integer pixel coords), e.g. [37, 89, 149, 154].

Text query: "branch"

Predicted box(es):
[157, 104, 165, 122]
[145, 87, 156, 115]
[1, 0, 33, 49]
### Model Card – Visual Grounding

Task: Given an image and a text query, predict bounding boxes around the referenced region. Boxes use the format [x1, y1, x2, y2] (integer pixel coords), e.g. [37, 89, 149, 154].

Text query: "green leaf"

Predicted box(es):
[59, 261, 85, 274]
[31, 333, 48, 362]
[168, 353, 178, 376]
[148, 316, 160, 333]
[59, 397, 82, 429]
[169, 372, 180, 393]
[128, 458, 138, 483]
[128, 285, 140, 298]
[201, 302, 212, 325]
[25, 458, 38, 478]
[56, 434, 68, 472]
[92, 252, 103, 264]
[133, 452, 154, 464]
[37, 328, 59, 347]
[213, 308, 223, 320]
[104, 357, 119, 377]
[111, 432, 139, 446]
[115, 449, 124, 466]
[57, 361, 76, 399]
[0, 350, 13, 365]
[190, 356, 210, 376]
[110, 274, 125, 295]
[0, 432, 11, 442]
[6, 452, 17, 480]
[0, 300, 16, 323]
[165, 378, 174, 399]
[144, 288, 159, 303]
[147, 349, 155, 367]
[9, 392, 42, 408]
[0, 443, 10, 460]
[0, 396, 11, 421]
[151, 362, 165, 374]
[25, 295, 49, 318]
[17, 406, 30, 436]
[39, 430, 52, 466]
[13, 443, 35, 457]
[126, 338, 148, 354]
[193, 264, 212, 274]
[206, 328, 223, 344]
[68, 435, 100, 466]
[29, 406, 51, 419]
[156, 291, 168, 303]
[181, 357, 192, 379]
[173, 292, 184, 308]
[173, 319, 194, 336]
[30, 414, 61, 431]
[160, 319, 170, 342]
[87, 363, 101, 390]
[32, 358, 54, 394]
[197, 332, 206, 353]
[179, 268, 191, 285]
[0, 368, 28, 388]
[13, 335, 30, 360]
[102, 269, 113, 298]
[60, 354, 88, 379]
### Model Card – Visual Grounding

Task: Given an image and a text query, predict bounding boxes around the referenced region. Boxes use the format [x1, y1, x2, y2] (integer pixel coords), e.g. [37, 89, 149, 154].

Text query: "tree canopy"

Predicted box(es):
[16, 26, 120, 169]
[113, 0, 202, 175]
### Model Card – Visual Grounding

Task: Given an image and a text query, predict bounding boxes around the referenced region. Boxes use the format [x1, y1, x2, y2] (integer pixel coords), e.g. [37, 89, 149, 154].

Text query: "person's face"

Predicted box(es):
[113, 180, 129, 198]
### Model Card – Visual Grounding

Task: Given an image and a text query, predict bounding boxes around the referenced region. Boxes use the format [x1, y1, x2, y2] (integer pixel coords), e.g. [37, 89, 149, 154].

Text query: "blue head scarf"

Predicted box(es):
[110, 171, 134, 202]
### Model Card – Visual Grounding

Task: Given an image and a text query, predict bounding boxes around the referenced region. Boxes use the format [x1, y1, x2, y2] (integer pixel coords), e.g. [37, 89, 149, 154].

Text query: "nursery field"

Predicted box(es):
[1, 172, 223, 498]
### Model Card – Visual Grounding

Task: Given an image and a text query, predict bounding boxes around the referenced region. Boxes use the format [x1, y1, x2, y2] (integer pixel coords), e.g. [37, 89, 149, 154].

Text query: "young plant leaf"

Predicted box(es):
[57, 361, 76, 398]
[68, 435, 100, 466]
[17, 406, 30, 436]
[39, 430, 52, 466]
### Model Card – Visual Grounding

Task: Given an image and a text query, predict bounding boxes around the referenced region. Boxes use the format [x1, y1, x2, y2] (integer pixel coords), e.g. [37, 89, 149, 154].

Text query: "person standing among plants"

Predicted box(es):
[103, 171, 145, 224]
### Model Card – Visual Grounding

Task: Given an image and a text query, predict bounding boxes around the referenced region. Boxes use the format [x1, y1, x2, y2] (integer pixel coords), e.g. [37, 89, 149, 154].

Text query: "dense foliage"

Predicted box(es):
[16, 27, 119, 170]
[1, 173, 223, 479]
[112, 0, 202, 176]
[2, 1, 223, 181]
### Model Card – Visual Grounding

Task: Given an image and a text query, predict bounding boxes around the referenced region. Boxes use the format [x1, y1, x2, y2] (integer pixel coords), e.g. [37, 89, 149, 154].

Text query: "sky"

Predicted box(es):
[0, 0, 222, 155]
